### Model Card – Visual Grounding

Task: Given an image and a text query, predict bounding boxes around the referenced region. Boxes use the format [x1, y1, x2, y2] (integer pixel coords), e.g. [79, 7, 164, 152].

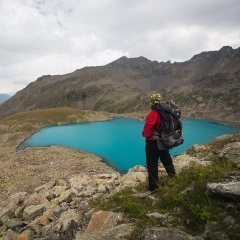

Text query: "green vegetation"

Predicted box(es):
[1, 107, 87, 124]
[91, 156, 240, 239]
[0, 107, 114, 132]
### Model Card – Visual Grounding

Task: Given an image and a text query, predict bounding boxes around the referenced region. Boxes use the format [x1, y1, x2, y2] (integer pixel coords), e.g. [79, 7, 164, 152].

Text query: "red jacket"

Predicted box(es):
[142, 109, 161, 140]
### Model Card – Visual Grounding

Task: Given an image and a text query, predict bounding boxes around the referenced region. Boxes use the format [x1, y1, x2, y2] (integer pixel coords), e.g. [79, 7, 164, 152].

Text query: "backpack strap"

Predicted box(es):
[151, 131, 161, 139]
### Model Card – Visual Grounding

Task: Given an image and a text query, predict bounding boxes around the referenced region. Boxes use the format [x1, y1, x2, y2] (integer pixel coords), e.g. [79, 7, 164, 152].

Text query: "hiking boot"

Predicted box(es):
[146, 186, 158, 192]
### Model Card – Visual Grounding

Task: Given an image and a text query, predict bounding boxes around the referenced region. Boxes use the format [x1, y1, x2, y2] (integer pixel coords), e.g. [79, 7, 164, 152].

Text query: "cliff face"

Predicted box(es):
[0, 46, 239, 124]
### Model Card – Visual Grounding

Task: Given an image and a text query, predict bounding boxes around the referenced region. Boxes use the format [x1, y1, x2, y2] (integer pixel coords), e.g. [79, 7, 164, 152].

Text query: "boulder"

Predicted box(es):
[22, 204, 47, 221]
[207, 182, 240, 200]
[142, 227, 203, 240]
[84, 210, 123, 234]
[51, 189, 77, 204]
[219, 142, 240, 163]
[34, 180, 55, 193]
[76, 223, 135, 240]
[0, 192, 28, 219]
[12, 230, 33, 240]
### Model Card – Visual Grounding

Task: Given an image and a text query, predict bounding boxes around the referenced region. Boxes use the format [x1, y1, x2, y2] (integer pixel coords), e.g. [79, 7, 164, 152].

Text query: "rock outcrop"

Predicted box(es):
[0, 167, 146, 240]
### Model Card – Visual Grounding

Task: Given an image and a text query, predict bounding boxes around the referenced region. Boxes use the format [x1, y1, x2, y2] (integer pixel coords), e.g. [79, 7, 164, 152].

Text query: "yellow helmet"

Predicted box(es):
[149, 93, 163, 108]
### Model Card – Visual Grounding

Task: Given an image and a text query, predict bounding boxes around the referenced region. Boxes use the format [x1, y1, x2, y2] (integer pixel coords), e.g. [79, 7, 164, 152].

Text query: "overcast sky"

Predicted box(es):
[0, 0, 240, 94]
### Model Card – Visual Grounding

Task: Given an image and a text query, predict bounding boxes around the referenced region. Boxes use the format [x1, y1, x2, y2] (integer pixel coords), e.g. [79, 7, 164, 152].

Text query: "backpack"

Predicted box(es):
[156, 101, 184, 149]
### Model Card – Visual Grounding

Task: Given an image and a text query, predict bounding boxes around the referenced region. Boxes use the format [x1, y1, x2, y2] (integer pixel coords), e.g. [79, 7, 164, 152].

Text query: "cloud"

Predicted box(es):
[0, 0, 240, 93]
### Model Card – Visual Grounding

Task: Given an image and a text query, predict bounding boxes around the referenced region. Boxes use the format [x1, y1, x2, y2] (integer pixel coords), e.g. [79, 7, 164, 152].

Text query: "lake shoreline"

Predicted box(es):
[0, 109, 239, 206]
[0, 110, 121, 205]
[16, 117, 240, 172]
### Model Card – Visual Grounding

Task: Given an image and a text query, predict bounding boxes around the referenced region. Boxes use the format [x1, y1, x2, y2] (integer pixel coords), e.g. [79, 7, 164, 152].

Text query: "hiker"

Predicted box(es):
[142, 93, 176, 192]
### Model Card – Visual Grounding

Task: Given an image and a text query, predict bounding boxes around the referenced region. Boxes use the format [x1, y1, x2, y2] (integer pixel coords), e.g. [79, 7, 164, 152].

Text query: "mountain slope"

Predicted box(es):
[0, 46, 239, 124]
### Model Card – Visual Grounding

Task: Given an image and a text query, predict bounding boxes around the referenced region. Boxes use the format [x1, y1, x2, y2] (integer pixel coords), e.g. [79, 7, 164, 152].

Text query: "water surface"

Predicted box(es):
[18, 118, 239, 172]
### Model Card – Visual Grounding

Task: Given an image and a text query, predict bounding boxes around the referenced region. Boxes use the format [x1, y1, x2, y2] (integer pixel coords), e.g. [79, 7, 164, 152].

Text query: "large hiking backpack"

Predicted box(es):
[156, 102, 184, 149]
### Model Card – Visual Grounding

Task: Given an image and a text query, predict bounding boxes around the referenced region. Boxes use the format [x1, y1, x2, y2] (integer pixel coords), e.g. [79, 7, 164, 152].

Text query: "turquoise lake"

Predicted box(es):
[18, 118, 240, 172]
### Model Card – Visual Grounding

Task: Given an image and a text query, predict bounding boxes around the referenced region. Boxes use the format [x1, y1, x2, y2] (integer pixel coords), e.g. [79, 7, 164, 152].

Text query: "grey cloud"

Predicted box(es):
[0, 0, 240, 93]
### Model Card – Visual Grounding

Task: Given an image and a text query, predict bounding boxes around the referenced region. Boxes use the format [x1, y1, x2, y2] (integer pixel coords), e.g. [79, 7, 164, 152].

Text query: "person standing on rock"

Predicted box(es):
[142, 93, 176, 192]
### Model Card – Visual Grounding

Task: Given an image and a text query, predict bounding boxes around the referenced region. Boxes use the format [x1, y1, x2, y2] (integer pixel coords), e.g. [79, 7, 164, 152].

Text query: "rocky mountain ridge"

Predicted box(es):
[0, 46, 239, 125]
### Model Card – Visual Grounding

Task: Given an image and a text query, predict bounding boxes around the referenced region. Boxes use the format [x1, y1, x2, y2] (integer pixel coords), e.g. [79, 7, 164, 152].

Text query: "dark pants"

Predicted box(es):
[145, 140, 176, 191]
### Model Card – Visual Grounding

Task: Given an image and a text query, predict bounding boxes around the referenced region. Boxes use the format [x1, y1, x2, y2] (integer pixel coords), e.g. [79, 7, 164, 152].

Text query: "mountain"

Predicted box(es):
[0, 46, 239, 125]
[0, 94, 11, 104]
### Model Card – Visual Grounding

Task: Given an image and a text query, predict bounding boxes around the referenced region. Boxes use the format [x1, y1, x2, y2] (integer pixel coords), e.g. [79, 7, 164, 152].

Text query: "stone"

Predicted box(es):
[84, 209, 95, 221]
[2, 229, 15, 240]
[186, 144, 208, 154]
[77, 187, 97, 198]
[51, 209, 80, 239]
[51, 186, 68, 197]
[69, 174, 92, 189]
[0, 192, 28, 219]
[76, 223, 135, 240]
[116, 169, 147, 191]
[219, 142, 240, 163]
[34, 180, 55, 193]
[120, 170, 147, 184]
[41, 224, 52, 237]
[96, 173, 119, 179]
[24, 192, 50, 207]
[39, 209, 56, 226]
[84, 211, 123, 235]
[8, 192, 28, 209]
[205, 231, 230, 240]
[14, 207, 25, 218]
[207, 182, 240, 200]
[23, 204, 46, 221]
[0, 225, 8, 236]
[203, 221, 219, 236]
[5, 219, 25, 230]
[97, 184, 107, 193]
[128, 165, 147, 173]
[146, 213, 169, 219]
[173, 154, 208, 173]
[136, 191, 152, 198]
[55, 179, 68, 186]
[142, 227, 203, 240]
[12, 230, 32, 240]
[58, 209, 80, 232]
[51, 189, 77, 204]
[223, 215, 235, 225]
[25, 218, 42, 236]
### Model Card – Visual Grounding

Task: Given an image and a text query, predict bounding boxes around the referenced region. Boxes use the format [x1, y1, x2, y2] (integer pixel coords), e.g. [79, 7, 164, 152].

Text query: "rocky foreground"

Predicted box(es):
[0, 134, 240, 240]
